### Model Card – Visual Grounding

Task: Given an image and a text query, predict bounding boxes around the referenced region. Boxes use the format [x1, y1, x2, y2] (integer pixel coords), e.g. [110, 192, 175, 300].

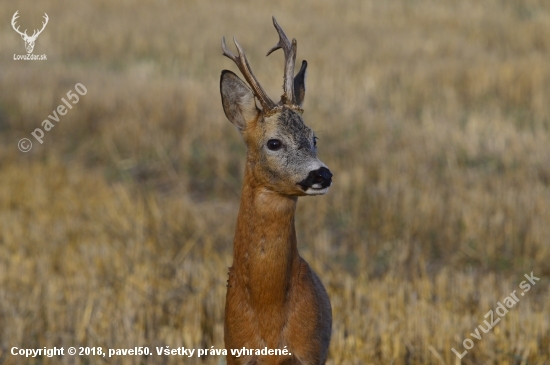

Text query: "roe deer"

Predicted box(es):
[220, 17, 332, 365]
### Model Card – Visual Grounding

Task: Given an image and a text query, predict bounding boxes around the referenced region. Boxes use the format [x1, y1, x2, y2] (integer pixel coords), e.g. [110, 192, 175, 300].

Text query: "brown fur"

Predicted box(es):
[224, 164, 332, 365]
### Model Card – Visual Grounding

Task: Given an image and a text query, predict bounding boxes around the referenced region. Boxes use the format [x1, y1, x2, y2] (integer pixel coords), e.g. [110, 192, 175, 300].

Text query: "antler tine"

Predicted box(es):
[33, 13, 49, 38]
[266, 17, 291, 56]
[266, 17, 297, 105]
[221, 37, 239, 63]
[222, 37, 276, 112]
[11, 11, 28, 37]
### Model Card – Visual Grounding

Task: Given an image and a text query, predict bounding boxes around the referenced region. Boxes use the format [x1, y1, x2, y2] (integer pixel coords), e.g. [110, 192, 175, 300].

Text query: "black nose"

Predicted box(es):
[298, 167, 333, 190]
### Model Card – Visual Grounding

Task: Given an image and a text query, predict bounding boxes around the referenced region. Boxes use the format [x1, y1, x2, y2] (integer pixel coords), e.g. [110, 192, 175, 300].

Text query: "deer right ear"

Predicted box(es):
[220, 70, 260, 131]
[293, 60, 307, 107]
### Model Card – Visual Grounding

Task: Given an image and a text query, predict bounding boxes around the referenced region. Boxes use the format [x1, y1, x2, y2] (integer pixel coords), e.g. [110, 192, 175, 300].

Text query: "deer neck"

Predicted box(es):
[232, 163, 300, 309]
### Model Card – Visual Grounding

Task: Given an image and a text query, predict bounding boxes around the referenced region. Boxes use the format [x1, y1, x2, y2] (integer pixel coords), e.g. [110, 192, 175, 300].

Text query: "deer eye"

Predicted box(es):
[313, 137, 318, 147]
[267, 139, 282, 151]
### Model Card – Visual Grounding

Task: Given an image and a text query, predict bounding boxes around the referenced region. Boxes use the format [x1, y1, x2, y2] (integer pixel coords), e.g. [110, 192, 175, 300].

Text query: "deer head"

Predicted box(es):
[220, 17, 332, 196]
[11, 11, 49, 54]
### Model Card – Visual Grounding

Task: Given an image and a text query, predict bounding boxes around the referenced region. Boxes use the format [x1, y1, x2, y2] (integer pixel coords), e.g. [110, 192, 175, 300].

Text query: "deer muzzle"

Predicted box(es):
[298, 166, 333, 195]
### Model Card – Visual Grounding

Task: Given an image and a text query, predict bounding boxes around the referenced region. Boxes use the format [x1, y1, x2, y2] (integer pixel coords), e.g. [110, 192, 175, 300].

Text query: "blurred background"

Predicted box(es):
[1, 0, 549, 364]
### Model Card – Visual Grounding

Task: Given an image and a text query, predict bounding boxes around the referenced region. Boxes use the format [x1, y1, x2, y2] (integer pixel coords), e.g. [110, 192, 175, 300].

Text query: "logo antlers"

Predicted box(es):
[11, 11, 49, 54]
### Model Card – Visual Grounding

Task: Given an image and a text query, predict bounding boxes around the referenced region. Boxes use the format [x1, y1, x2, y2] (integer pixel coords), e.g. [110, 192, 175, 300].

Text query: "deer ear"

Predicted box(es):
[293, 60, 307, 108]
[220, 70, 260, 131]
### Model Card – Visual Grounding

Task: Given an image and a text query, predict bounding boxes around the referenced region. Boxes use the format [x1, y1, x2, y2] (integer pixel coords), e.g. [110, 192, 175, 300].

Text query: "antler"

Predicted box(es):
[222, 37, 277, 112]
[11, 11, 28, 37]
[30, 13, 49, 39]
[266, 17, 297, 106]
[11, 12, 48, 40]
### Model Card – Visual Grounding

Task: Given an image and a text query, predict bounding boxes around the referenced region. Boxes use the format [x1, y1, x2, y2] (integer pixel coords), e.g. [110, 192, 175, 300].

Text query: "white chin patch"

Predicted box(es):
[304, 186, 329, 196]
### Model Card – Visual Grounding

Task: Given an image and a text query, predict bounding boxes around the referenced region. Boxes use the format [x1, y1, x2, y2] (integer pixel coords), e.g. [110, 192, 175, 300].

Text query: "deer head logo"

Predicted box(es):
[11, 11, 49, 54]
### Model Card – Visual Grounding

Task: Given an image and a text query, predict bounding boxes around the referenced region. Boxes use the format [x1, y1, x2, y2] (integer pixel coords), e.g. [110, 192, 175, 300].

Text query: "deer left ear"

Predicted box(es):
[293, 60, 307, 107]
[220, 70, 260, 131]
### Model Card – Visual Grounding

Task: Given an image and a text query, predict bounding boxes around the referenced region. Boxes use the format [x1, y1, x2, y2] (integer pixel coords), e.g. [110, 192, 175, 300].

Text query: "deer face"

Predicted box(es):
[22, 35, 38, 53]
[250, 108, 331, 196]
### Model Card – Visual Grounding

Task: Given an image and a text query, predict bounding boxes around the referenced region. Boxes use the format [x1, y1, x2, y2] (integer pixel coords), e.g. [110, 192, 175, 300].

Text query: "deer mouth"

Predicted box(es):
[302, 186, 330, 196]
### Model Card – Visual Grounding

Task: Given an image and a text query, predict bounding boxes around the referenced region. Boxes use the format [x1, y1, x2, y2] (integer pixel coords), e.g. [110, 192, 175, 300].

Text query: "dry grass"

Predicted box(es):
[1, 0, 550, 364]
